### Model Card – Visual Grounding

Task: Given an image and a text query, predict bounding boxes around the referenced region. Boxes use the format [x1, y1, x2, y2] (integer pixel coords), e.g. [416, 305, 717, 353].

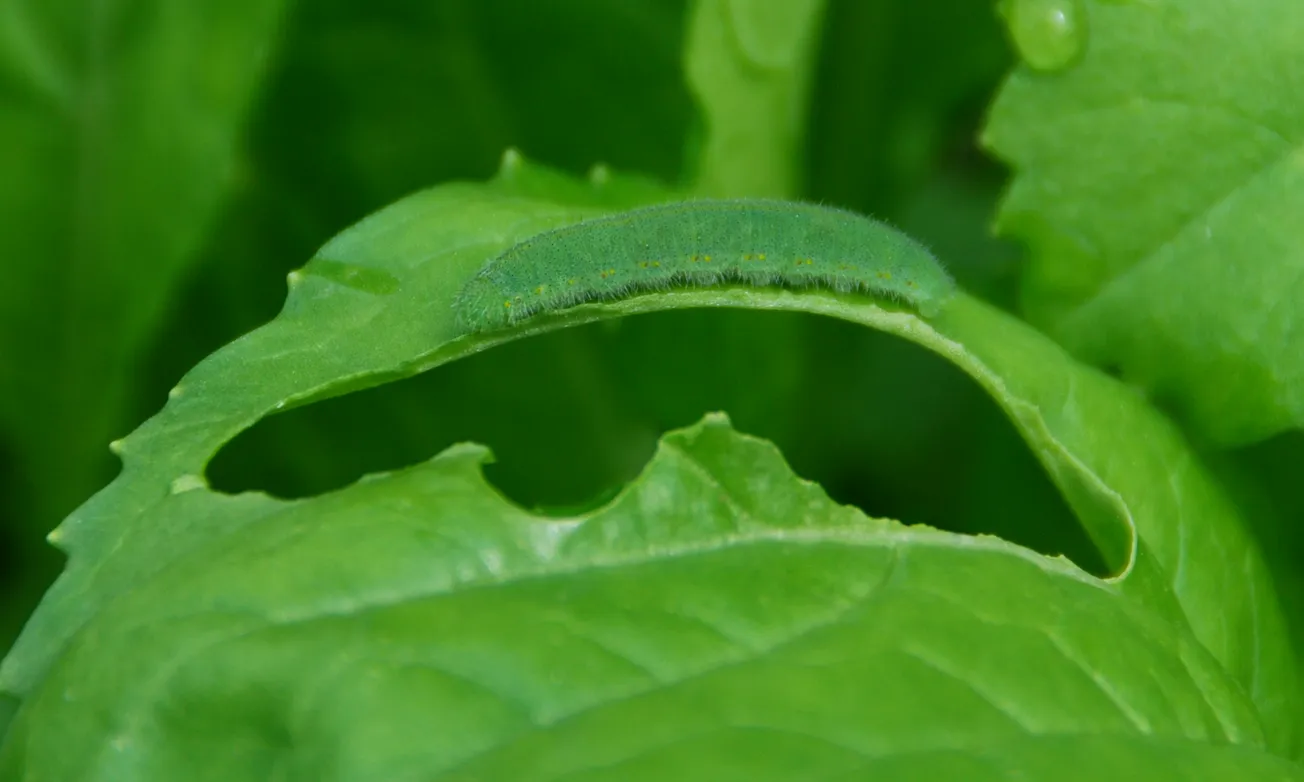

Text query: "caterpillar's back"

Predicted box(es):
[454, 198, 953, 332]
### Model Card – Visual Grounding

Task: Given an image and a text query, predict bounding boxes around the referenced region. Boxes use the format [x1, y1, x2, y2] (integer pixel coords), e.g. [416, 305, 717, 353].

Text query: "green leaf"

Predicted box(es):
[0, 0, 291, 525]
[0, 414, 1290, 779]
[983, 0, 1304, 446]
[683, 0, 827, 197]
[0, 154, 679, 700]
[3, 159, 1296, 768]
[932, 295, 1300, 756]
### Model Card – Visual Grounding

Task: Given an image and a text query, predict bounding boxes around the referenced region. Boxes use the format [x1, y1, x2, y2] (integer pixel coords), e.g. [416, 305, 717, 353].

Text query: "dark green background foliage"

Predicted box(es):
[2, 0, 1303, 778]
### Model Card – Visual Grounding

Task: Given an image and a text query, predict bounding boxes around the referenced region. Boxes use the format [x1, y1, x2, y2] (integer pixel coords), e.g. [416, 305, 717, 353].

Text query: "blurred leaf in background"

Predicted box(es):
[0, 0, 290, 650]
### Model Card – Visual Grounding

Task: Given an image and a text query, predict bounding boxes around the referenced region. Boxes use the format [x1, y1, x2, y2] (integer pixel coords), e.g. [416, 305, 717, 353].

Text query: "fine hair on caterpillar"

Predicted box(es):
[454, 198, 954, 332]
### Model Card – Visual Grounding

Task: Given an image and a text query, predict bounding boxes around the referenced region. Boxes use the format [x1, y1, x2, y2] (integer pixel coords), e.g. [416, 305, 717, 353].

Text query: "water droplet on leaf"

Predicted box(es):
[1003, 0, 1087, 72]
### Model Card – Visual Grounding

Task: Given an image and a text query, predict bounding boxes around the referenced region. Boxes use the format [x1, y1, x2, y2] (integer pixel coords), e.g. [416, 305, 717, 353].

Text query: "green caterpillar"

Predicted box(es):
[454, 198, 954, 333]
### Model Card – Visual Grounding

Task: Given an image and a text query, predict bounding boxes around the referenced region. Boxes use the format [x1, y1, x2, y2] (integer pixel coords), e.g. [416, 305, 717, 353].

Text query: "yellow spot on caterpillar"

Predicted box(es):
[795, 258, 813, 266]
[703, 255, 712, 262]
[878, 271, 892, 280]
[534, 285, 547, 295]
[906, 280, 917, 288]
[503, 301, 513, 310]
[568, 278, 578, 285]
[758, 253, 766, 261]
[652, 261, 661, 267]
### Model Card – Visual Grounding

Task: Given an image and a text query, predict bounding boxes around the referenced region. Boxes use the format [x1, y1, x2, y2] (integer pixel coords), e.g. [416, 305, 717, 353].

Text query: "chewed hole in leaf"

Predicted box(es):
[208, 309, 1112, 576]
